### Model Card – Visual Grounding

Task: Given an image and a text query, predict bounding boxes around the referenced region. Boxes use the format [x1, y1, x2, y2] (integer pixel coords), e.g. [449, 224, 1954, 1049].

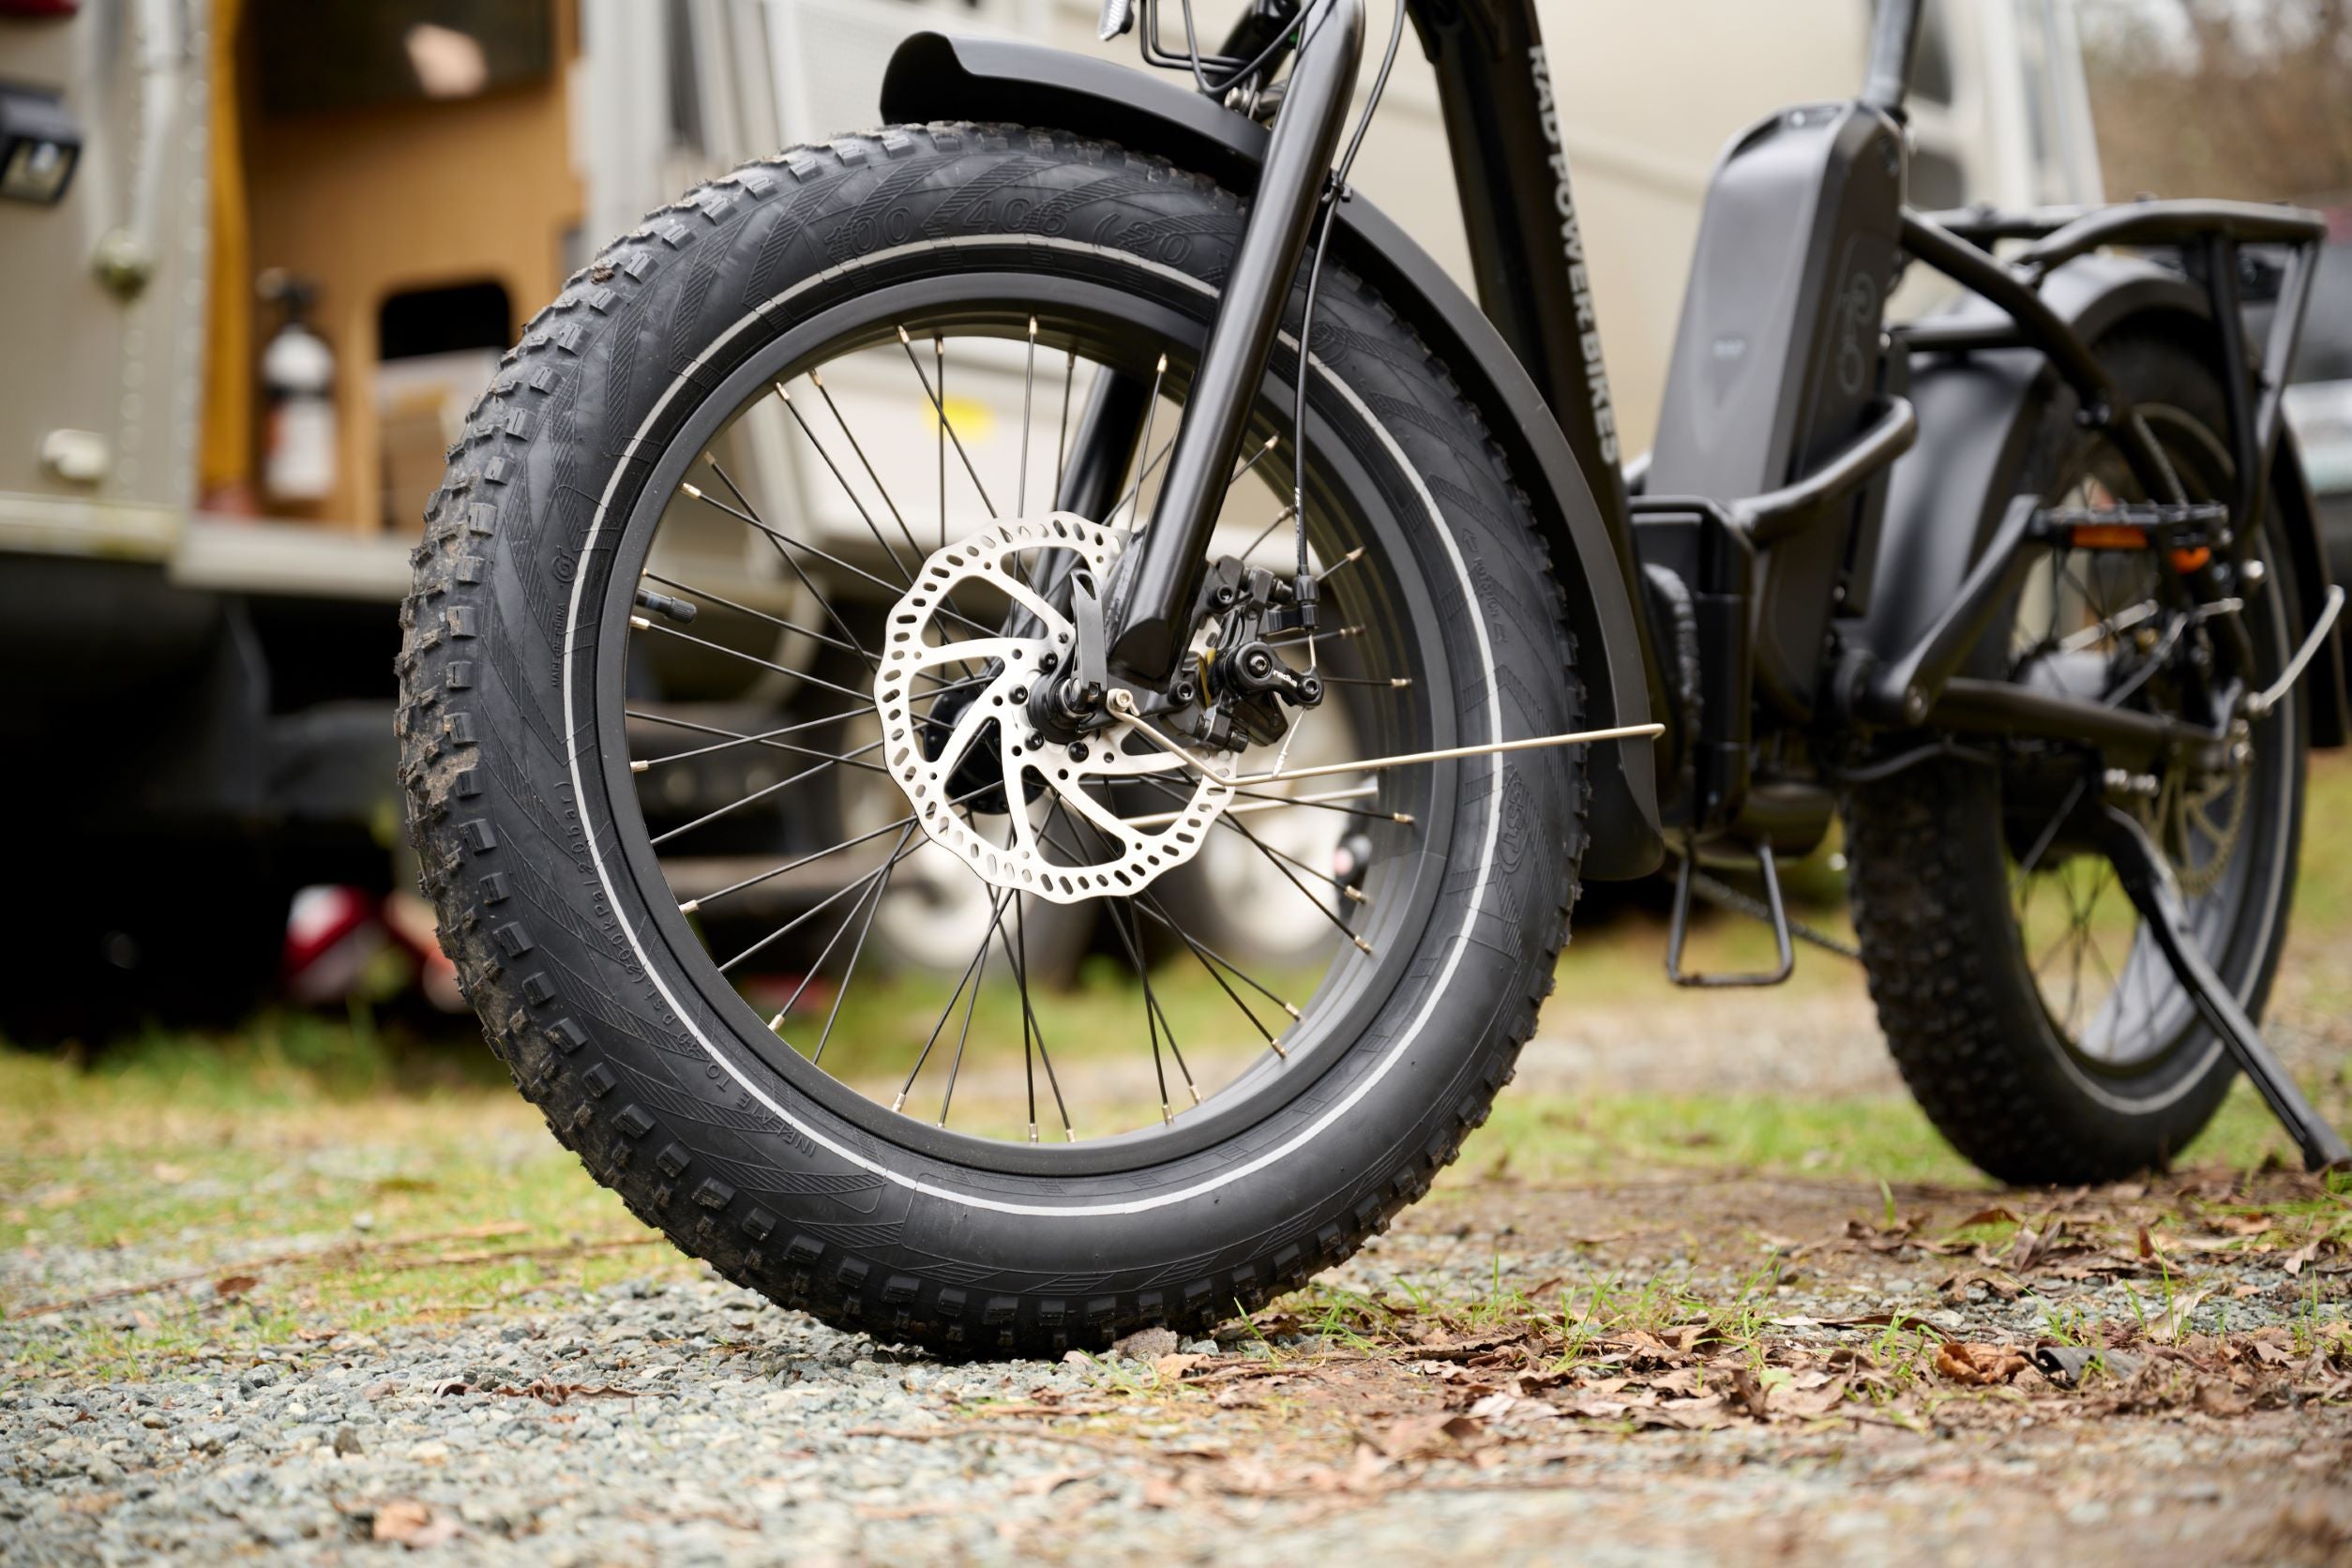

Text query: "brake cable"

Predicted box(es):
[1289, 0, 1407, 642]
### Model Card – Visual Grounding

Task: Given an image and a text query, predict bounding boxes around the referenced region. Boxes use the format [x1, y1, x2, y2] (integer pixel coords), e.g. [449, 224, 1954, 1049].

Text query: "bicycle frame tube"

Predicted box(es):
[1408, 0, 1628, 541]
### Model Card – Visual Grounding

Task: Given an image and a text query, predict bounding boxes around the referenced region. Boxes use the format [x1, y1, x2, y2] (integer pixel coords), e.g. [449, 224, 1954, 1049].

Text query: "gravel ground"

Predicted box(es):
[5, 944, 2348, 1564]
[8, 1159, 2350, 1566]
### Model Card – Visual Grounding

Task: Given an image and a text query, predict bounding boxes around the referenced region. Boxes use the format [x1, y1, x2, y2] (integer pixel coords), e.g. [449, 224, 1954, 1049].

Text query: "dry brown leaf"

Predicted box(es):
[371, 1500, 460, 1547]
[491, 1380, 639, 1405]
[1645, 1367, 1704, 1396]
[1726, 1367, 1770, 1420]
[2194, 1380, 2253, 1417]
[2009, 1226, 2045, 1269]
[2153, 1287, 2213, 1344]
[212, 1274, 259, 1300]
[1811, 1308, 1941, 1331]
[1934, 1341, 2030, 1385]
[1367, 1411, 1486, 1461]
[1645, 1394, 1731, 1430]
[1153, 1352, 1206, 1383]
[1937, 1271, 2024, 1304]
[1776, 1376, 1850, 1417]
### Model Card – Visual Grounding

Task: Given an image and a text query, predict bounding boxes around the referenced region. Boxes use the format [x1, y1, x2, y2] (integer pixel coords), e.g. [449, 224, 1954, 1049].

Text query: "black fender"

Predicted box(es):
[881, 33, 1666, 879]
[1867, 253, 2347, 746]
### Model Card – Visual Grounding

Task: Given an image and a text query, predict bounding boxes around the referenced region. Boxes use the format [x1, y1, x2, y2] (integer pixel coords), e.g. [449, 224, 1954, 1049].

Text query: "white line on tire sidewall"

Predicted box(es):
[562, 235, 1507, 1218]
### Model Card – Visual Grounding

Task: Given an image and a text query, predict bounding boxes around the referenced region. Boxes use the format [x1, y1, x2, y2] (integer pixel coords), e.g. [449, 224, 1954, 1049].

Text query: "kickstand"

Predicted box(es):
[1666, 842, 1795, 988]
[2098, 803, 2350, 1171]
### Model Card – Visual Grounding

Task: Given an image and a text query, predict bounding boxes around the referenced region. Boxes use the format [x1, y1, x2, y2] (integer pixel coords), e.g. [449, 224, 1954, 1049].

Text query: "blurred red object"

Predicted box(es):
[282, 884, 379, 1004]
[0, 2, 82, 16]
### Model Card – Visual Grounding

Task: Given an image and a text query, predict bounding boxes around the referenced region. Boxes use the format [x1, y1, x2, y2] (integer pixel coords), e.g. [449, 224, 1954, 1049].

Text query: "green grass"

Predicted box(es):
[0, 1025, 687, 1380]
[6, 756, 2348, 1377]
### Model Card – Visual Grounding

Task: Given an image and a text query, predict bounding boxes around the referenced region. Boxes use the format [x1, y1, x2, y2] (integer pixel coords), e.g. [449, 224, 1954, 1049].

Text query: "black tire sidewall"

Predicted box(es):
[414, 128, 1585, 1340]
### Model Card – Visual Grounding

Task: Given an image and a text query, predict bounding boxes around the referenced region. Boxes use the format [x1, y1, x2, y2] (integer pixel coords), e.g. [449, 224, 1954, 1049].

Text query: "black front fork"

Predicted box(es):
[1097, 0, 1366, 685]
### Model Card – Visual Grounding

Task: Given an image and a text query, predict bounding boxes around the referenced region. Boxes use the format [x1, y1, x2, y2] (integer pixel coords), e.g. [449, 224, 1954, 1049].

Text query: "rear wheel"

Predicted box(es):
[397, 124, 1586, 1353]
[1848, 330, 2307, 1184]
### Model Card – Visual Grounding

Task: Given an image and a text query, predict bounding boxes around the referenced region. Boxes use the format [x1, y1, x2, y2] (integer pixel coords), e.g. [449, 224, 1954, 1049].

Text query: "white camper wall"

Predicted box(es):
[579, 0, 2102, 460]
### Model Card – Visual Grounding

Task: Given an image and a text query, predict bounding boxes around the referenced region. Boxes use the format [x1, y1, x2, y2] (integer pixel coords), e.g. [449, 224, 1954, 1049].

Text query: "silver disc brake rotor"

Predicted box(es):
[874, 515, 1232, 904]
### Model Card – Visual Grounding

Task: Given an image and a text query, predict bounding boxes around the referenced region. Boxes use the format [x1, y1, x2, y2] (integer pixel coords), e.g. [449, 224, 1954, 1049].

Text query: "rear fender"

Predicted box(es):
[881, 33, 1666, 877]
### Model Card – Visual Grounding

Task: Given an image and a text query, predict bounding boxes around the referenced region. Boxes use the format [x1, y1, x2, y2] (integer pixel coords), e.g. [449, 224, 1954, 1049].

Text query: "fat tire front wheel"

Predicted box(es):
[396, 124, 1586, 1354]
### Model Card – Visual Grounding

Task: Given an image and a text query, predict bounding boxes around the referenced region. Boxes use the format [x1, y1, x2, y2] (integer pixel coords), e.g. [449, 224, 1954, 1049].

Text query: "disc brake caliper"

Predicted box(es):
[1191, 558, 1325, 750]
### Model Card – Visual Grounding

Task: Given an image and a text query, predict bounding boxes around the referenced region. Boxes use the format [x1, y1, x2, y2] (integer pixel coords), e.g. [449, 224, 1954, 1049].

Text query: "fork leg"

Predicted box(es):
[2099, 803, 2350, 1171]
[1102, 0, 1365, 684]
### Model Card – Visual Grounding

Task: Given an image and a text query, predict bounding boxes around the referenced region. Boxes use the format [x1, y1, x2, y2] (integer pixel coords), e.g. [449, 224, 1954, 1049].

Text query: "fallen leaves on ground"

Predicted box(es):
[1935, 1341, 2029, 1385]
[371, 1500, 461, 1547]
[939, 1162, 2352, 1512]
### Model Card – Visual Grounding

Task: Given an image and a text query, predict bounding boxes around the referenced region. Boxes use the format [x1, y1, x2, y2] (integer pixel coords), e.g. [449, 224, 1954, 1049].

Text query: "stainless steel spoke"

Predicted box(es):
[640, 570, 867, 669]
[761, 824, 918, 1024]
[809, 822, 916, 1065]
[651, 750, 856, 851]
[774, 383, 917, 585]
[638, 678, 988, 844]
[1317, 546, 1364, 582]
[637, 574, 961, 695]
[720, 828, 932, 978]
[1018, 316, 1037, 517]
[684, 474, 998, 641]
[1237, 505, 1299, 562]
[1226, 431, 1282, 494]
[1011, 894, 1076, 1141]
[1054, 349, 1076, 504]
[629, 615, 900, 708]
[1105, 434, 1178, 531]
[1133, 775, 1367, 904]
[700, 455, 888, 669]
[2010, 776, 2088, 900]
[1028, 807, 1295, 1050]
[683, 778, 996, 911]
[1048, 798, 1199, 1116]
[989, 812, 1071, 1141]
[935, 918, 995, 1128]
[626, 708, 889, 774]
[897, 327, 998, 520]
[636, 727, 885, 779]
[805, 369, 927, 566]
[891, 889, 1011, 1116]
[1123, 781, 1389, 829]
[1211, 798, 1372, 951]
[683, 802, 914, 913]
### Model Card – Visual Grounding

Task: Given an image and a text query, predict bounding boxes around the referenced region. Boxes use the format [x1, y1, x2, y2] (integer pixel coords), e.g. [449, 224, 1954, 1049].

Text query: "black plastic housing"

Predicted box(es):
[1644, 101, 1905, 721]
